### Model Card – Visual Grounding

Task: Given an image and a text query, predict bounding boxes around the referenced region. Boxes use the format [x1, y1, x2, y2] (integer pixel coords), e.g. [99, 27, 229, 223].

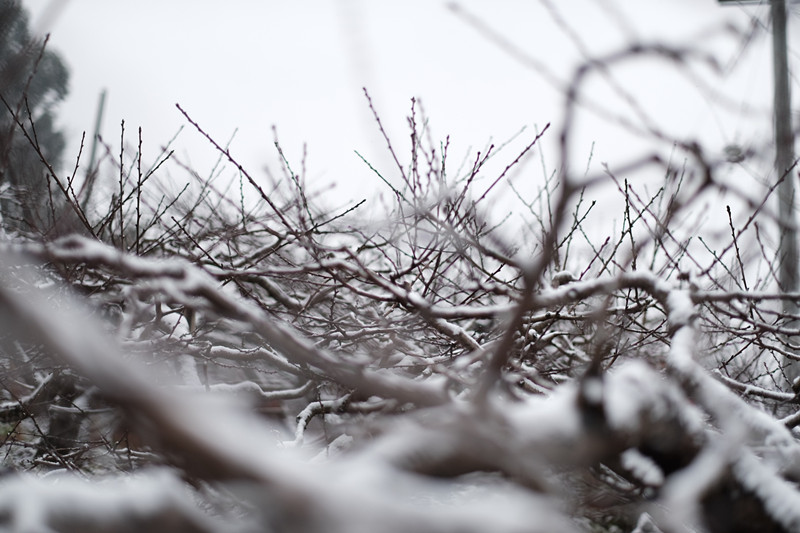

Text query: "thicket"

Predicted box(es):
[1, 4, 800, 533]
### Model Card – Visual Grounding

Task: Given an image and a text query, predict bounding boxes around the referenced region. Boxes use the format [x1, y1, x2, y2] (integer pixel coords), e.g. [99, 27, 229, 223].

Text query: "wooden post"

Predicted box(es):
[721, 0, 798, 383]
[771, 0, 800, 383]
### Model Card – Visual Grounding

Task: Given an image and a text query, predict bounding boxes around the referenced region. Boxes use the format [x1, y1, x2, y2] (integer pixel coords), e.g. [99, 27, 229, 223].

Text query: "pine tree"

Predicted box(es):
[0, 0, 69, 233]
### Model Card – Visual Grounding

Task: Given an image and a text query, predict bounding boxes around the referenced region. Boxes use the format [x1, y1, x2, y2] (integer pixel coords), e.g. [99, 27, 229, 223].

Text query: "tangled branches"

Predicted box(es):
[0, 35, 800, 533]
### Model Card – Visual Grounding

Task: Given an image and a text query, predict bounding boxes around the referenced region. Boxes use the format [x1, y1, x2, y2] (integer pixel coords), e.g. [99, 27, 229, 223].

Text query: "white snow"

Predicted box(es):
[551, 270, 576, 287]
[582, 376, 604, 405]
[666, 289, 695, 331]
[732, 449, 800, 531]
[0, 469, 211, 532]
[621, 448, 664, 487]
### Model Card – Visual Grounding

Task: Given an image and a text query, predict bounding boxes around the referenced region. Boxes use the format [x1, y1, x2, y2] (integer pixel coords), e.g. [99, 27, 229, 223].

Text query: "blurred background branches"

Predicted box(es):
[0, 1, 799, 532]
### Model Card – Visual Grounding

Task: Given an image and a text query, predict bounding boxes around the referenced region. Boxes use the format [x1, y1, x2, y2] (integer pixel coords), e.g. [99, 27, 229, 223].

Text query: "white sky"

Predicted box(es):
[18, 0, 791, 214]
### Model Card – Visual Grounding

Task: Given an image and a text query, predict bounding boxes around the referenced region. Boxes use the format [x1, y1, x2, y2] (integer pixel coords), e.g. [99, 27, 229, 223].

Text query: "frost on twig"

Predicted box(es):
[2, 20, 800, 531]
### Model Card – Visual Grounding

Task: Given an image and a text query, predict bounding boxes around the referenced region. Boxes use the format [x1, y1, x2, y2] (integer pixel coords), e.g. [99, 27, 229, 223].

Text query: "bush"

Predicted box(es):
[0, 8, 799, 533]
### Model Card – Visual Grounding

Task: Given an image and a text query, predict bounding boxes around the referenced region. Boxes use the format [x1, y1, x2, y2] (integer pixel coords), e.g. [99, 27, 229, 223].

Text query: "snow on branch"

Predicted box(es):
[2, 17, 800, 531]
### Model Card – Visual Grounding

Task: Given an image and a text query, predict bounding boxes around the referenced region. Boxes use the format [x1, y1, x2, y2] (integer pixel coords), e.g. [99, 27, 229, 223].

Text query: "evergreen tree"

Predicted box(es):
[0, 0, 69, 233]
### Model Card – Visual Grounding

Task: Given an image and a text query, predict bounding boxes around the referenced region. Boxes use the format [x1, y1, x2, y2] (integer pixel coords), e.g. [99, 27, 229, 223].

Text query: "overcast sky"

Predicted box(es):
[18, 0, 789, 212]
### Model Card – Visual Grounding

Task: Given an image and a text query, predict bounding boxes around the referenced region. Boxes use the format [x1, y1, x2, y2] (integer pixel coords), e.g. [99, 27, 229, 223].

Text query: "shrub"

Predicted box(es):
[0, 8, 799, 533]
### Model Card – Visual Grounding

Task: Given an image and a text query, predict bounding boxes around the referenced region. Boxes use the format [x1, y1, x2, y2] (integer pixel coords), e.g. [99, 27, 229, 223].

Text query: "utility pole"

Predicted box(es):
[772, 0, 800, 384]
[720, 0, 799, 382]
[80, 89, 106, 212]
